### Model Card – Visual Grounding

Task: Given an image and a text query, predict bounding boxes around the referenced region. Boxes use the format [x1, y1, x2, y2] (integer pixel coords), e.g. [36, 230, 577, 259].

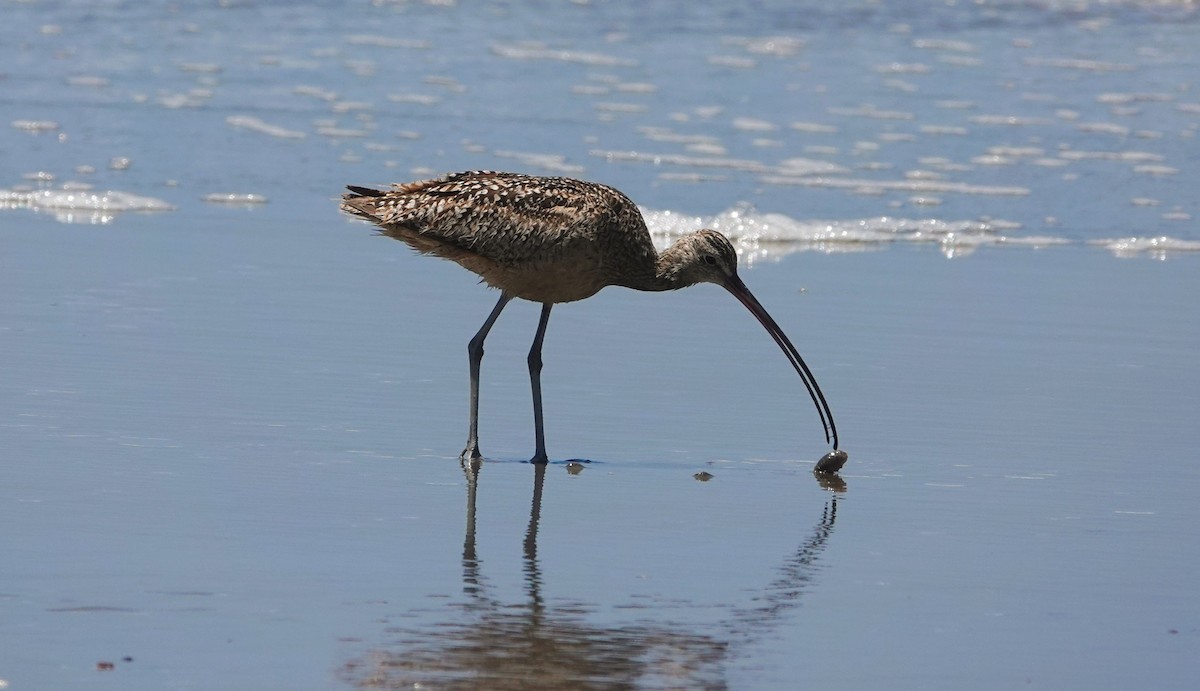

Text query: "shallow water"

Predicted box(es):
[3, 1, 1200, 689]
[4, 0, 1199, 251]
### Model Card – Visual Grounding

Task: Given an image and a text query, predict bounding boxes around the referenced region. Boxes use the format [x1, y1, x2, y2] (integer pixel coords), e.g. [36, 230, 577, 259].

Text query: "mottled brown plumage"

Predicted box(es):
[341, 171, 838, 463]
[341, 170, 705, 302]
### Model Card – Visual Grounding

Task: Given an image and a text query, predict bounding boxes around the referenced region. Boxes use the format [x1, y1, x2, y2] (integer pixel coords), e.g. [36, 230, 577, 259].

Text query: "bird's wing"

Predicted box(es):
[343, 171, 643, 266]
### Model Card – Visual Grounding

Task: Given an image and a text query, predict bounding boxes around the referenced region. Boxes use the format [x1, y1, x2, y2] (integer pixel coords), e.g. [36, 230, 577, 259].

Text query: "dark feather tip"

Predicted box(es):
[345, 185, 383, 197]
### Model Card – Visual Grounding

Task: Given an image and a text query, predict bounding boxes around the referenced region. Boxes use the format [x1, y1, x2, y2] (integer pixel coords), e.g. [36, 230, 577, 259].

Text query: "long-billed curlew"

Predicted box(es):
[341, 171, 837, 463]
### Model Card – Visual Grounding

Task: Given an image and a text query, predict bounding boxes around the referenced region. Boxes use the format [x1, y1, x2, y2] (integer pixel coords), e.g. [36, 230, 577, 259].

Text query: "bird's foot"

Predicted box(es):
[460, 445, 482, 463]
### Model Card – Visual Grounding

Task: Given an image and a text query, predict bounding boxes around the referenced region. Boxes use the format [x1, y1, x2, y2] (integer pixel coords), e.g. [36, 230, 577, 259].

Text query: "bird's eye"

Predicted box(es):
[703, 255, 718, 266]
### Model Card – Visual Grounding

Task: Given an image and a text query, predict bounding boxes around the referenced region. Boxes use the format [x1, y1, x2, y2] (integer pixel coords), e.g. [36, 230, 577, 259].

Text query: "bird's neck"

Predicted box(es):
[611, 249, 686, 293]
[654, 253, 692, 291]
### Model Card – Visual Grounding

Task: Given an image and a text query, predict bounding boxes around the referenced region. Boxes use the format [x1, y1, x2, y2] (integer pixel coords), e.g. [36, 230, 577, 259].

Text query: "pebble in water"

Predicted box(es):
[814, 449, 848, 474]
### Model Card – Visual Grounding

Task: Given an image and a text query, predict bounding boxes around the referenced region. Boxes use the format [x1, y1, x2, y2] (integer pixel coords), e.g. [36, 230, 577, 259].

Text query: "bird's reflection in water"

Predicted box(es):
[343, 461, 843, 689]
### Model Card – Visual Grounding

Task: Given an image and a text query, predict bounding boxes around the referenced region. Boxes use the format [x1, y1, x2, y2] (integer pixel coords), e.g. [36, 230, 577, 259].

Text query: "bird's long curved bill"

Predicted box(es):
[724, 275, 838, 450]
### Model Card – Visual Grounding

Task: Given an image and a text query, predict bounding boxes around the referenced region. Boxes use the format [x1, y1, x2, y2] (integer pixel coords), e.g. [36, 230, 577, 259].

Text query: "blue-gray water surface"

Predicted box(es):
[3, 1, 1199, 689]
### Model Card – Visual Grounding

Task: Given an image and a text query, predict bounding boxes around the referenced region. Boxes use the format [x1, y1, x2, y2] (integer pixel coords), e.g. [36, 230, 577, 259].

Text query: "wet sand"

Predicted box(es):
[5, 211, 1199, 689]
[3, 1, 1200, 689]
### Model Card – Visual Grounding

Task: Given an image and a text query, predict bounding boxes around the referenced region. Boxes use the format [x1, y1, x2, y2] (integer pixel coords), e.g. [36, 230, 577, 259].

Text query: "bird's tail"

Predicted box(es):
[341, 185, 385, 221]
[344, 185, 383, 198]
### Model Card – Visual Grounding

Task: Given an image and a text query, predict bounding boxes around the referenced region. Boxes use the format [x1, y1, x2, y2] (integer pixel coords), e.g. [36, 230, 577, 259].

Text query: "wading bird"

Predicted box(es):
[341, 171, 837, 463]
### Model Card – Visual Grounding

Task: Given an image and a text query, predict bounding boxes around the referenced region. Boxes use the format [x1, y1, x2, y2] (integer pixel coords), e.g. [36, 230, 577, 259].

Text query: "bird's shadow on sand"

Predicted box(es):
[339, 459, 846, 689]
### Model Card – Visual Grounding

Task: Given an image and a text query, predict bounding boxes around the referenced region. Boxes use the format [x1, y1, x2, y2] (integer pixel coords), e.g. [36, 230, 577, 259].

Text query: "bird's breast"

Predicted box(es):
[474, 255, 609, 304]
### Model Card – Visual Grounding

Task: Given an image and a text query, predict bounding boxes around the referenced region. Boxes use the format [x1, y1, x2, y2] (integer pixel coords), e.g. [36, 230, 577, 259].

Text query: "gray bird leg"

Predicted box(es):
[462, 293, 512, 462]
[527, 303, 553, 464]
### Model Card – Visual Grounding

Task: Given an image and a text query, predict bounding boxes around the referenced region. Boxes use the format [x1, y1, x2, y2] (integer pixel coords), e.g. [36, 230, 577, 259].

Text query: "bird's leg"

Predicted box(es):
[527, 303, 553, 464]
[462, 293, 512, 462]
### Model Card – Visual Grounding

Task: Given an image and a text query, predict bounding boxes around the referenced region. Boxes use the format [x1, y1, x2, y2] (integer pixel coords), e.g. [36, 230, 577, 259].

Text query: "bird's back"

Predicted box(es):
[342, 171, 659, 302]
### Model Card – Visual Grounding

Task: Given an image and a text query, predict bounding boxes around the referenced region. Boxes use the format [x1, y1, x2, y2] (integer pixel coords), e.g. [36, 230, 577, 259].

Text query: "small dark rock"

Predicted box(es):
[814, 449, 848, 474]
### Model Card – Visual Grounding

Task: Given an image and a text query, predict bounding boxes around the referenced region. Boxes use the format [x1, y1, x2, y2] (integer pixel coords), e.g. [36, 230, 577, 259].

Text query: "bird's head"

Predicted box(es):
[656, 227, 839, 450]
[659, 229, 740, 288]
